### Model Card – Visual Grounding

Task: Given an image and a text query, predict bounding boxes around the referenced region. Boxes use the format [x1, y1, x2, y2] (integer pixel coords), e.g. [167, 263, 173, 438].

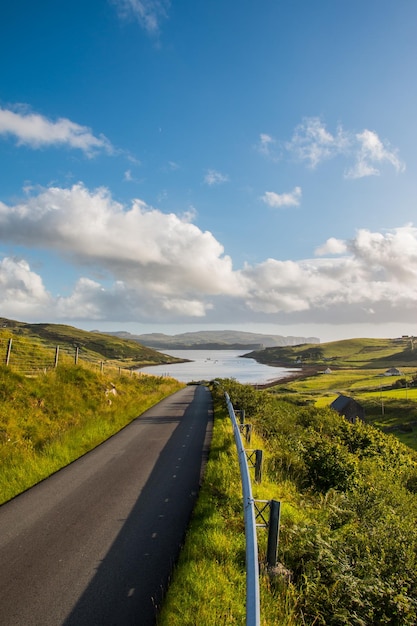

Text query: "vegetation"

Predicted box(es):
[246, 336, 417, 368]
[107, 329, 319, 349]
[0, 317, 184, 370]
[0, 364, 183, 504]
[160, 378, 417, 625]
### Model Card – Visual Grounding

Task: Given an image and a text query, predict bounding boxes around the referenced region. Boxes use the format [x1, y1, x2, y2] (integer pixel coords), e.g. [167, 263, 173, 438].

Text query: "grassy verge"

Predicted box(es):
[158, 391, 300, 626]
[0, 364, 183, 504]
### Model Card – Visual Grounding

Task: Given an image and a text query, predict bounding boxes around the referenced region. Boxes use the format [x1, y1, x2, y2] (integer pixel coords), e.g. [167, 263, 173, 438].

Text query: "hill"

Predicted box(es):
[0, 317, 183, 369]
[245, 336, 417, 368]
[104, 329, 320, 350]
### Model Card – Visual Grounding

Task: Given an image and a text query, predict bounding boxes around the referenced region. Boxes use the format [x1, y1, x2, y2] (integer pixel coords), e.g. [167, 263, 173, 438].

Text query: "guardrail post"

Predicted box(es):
[266, 500, 281, 568]
[255, 450, 263, 483]
[239, 423, 252, 444]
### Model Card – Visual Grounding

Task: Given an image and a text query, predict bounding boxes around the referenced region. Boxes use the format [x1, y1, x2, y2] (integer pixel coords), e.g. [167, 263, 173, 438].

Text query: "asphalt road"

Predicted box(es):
[0, 384, 213, 626]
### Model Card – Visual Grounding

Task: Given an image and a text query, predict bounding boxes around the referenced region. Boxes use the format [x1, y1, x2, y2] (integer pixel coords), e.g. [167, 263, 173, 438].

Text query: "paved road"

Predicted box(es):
[0, 385, 213, 626]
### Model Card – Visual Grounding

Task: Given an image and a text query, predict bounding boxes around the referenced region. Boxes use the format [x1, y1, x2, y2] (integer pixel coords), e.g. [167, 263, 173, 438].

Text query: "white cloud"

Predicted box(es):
[286, 117, 348, 168]
[110, 0, 170, 35]
[1, 184, 417, 327]
[0, 184, 244, 320]
[204, 169, 229, 186]
[315, 237, 347, 256]
[0, 256, 52, 318]
[279, 117, 404, 178]
[0, 106, 113, 156]
[256, 133, 276, 157]
[345, 129, 405, 179]
[261, 187, 302, 208]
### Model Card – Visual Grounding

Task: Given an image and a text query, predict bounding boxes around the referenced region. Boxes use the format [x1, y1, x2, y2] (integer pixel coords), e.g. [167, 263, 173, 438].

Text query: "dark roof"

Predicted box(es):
[330, 394, 352, 412]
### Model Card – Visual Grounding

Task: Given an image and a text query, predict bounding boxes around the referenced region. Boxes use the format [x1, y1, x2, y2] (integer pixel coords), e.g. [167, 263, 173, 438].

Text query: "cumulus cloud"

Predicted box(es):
[0, 256, 52, 318]
[261, 187, 302, 208]
[315, 237, 347, 256]
[204, 169, 229, 186]
[0, 184, 244, 320]
[0, 106, 113, 156]
[270, 117, 405, 178]
[1, 184, 417, 327]
[110, 0, 170, 35]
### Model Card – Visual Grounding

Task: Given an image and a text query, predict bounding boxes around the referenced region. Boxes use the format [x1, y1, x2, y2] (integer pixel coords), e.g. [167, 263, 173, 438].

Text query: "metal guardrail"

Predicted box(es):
[224, 392, 261, 626]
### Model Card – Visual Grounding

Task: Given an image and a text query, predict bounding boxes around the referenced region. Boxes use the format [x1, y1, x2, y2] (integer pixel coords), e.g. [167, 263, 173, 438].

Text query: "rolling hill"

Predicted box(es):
[245, 336, 417, 368]
[0, 318, 183, 368]
[104, 329, 320, 349]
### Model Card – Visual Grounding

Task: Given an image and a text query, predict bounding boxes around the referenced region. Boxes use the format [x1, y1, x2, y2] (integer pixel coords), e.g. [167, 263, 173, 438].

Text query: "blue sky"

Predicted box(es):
[1, 0, 417, 342]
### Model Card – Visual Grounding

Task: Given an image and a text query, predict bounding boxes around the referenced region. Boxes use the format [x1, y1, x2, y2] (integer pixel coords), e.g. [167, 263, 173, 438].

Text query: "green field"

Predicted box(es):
[247, 336, 417, 368]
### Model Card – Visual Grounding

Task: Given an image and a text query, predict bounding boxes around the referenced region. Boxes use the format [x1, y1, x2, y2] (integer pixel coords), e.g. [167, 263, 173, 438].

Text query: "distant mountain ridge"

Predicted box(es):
[105, 329, 320, 349]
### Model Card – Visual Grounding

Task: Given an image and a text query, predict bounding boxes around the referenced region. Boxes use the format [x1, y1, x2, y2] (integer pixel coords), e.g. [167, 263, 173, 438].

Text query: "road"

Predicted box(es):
[0, 384, 213, 626]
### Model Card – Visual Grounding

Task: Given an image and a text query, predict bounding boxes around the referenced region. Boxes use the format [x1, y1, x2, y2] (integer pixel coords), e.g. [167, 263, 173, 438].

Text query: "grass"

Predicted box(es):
[158, 395, 303, 626]
[0, 364, 184, 504]
[161, 379, 417, 625]
[0, 318, 184, 371]
[271, 366, 417, 450]
[247, 336, 417, 369]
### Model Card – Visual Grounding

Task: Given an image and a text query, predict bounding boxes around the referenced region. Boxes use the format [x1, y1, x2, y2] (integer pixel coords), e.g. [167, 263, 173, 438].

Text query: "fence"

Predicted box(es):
[225, 391, 261, 625]
[224, 391, 282, 626]
[0, 336, 137, 377]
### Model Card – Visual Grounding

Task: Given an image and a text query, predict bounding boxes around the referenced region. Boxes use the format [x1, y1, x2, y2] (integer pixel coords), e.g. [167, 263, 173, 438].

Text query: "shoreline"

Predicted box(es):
[253, 365, 321, 389]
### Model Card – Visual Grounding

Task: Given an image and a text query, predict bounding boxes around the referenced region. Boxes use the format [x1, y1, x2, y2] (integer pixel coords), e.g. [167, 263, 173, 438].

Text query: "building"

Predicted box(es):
[330, 394, 365, 424]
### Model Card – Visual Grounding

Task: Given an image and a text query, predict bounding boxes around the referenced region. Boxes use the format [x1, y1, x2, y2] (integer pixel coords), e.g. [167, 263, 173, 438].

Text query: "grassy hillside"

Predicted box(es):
[0, 363, 183, 504]
[160, 379, 417, 625]
[0, 317, 183, 370]
[246, 336, 417, 368]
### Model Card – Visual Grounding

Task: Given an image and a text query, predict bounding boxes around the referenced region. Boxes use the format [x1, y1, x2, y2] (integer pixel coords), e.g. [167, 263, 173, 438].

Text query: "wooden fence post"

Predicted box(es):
[5, 338, 12, 366]
[255, 449, 263, 483]
[54, 346, 59, 368]
[74, 347, 79, 365]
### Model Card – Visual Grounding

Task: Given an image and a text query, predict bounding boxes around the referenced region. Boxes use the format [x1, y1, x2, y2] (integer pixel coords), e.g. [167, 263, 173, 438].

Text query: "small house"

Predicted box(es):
[384, 367, 402, 376]
[330, 394, 365, 424]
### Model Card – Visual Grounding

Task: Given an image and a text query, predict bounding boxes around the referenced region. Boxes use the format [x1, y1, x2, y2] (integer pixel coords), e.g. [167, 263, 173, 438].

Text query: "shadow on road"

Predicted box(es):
[63, 386, 213, 626]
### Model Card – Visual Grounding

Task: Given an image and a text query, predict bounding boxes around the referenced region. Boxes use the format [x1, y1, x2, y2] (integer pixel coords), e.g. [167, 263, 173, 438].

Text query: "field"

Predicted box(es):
[249, 337, 417, 450]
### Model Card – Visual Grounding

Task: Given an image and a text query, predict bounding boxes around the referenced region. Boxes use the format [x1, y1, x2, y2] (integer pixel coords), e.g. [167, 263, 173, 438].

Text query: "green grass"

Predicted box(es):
[247, 336, 417, 368]
[159, 394, 303, 626]
[0, 317, 184, 370]
[270, 365, 417, 450]
[0, 364, 184, 504]
[160, 380, 417, 625]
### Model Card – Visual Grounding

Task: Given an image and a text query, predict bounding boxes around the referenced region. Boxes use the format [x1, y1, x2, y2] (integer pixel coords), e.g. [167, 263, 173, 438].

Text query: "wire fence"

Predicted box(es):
[0, 336, 138, 377]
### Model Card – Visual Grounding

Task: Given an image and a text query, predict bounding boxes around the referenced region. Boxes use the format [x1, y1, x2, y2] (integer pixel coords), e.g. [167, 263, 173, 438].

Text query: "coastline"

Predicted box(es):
[253, 365, 321, 389]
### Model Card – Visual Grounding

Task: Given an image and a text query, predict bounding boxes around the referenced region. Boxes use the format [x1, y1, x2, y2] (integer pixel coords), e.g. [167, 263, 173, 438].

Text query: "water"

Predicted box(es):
[138, 349, 296, 384]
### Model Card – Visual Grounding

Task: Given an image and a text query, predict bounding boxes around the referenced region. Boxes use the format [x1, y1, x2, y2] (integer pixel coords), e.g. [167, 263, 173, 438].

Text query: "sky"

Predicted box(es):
[1, 0, 417, 343]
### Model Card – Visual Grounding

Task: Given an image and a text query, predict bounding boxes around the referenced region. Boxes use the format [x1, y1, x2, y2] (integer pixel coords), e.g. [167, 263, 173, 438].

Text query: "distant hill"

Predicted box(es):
[245, 336, 417, 368]
[0, 318, 183, 367]
[104, 329, 320, 350]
